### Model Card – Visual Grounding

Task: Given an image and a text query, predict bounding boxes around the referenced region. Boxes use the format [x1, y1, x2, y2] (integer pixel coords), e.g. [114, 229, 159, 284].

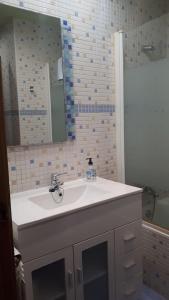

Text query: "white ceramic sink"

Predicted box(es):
[11, 177, 142, 228]
[29, 184, 108, 210]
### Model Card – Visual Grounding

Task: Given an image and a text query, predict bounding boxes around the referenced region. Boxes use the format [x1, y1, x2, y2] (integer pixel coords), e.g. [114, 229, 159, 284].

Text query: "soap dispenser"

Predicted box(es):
[86, 158, 96, 181]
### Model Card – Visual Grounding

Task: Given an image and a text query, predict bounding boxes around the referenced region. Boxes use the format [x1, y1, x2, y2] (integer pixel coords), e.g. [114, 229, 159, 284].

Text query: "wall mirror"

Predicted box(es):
[0, 4, 75, 146]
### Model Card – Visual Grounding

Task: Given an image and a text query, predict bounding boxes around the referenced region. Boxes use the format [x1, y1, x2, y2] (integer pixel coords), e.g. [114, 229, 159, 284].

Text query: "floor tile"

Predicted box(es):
[141, 285, 167, 300]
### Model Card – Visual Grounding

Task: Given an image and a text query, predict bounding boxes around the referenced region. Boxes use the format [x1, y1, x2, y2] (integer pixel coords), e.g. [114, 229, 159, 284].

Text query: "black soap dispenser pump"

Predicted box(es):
[86, 158, 96, 181]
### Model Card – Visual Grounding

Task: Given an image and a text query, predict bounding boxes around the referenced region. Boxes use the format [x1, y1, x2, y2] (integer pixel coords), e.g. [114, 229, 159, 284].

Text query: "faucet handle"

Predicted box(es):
[51, 172, 67, 182]
[51, 173, 57, 181]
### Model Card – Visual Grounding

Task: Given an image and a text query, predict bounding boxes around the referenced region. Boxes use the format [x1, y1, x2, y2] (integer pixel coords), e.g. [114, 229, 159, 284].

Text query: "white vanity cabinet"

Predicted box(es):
[24, 231, 115, 300]
[11, 178, 142, 300]
[23, 221, 142, 300]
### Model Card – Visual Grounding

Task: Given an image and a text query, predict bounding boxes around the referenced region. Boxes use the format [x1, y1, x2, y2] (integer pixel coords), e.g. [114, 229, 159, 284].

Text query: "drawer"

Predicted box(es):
[115, 220, 142, 256]
[116, 248, 142, 282]
[116, 274, 142, 300]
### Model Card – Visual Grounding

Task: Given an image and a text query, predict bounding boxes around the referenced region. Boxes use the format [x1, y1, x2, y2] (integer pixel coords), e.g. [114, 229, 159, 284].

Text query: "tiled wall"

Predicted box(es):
[143, 224, 169, 299]
[1, 0, 167, 193]
[124, 14, 167, 69]
[17, 60, 53, 145]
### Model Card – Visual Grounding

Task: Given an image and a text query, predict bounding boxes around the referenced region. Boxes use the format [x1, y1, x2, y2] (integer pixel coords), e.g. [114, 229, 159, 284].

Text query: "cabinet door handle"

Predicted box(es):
[77, 268, 83, 284]
[124, 260, 136, 270]
[124, 288, 137, 297]
[123, 233, 136, 242]
[68, 271, 73, 288]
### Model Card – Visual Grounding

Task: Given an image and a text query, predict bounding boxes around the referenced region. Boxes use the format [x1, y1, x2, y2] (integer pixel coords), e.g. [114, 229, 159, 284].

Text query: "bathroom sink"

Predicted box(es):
[29, 183, 108, 210]
[11, 177, 142, 228]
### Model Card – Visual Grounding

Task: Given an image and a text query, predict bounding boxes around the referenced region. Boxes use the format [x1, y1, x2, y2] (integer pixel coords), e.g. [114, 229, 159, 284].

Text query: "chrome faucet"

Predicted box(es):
[49, 172, 66, 193]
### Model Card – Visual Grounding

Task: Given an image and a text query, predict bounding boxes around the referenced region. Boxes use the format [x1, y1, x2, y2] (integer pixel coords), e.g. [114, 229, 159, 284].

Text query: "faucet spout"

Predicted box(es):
[49, 172, 66, 193]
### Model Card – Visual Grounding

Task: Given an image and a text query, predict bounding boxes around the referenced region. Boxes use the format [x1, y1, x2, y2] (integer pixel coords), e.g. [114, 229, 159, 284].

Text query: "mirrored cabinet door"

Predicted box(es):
[0, 3, 71, 146]
[74, 232, 115, 300]
[24, 248, 74, 300]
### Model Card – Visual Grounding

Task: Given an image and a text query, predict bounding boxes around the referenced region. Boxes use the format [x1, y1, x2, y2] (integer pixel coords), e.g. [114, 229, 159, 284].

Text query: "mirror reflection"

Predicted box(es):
[0, 4, 67, 146]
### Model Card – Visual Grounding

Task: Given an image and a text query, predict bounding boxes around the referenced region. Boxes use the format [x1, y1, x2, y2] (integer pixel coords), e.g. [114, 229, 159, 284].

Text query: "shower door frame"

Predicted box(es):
[114, 31, 125, 183]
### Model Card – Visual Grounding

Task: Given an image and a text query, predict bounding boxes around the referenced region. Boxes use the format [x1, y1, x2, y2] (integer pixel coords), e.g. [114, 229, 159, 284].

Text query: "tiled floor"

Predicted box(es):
[142, 285, 166, 300]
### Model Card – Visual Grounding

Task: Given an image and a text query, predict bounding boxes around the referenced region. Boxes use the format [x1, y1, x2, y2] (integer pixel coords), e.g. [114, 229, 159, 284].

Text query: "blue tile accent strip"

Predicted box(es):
[20, 110, 47, 116]
[61, 20, 75, 140]
[75, 104, 115, 114]
[5, 110, 48, 116]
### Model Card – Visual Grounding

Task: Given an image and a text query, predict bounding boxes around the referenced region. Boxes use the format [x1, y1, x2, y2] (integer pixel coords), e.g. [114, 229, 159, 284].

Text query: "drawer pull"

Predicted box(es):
[124, 288, 137, 297]
[123, 233, 136, 242]
[124, 260, 136, 270]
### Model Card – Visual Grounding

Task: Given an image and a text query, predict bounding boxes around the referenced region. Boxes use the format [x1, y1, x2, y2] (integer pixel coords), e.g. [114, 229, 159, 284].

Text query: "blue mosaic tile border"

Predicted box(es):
[75, 104, 115, 114]
[5, 110, 47, 116]
[20, 110, 47, 116]
[5, 104, 115, 117]
[62, 20, 75, 140]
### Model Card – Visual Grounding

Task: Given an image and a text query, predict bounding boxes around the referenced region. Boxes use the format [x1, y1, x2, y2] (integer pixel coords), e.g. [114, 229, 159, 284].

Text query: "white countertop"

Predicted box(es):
[11, 177, 142, 229]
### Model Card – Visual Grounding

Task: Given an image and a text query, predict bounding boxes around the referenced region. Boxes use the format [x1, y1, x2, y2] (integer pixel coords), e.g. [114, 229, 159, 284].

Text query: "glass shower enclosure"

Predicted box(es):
[124, 12, 169, 230]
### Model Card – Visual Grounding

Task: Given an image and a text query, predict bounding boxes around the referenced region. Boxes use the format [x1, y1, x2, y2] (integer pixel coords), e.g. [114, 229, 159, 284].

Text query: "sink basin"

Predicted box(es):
[29, 183, 108, 210]
[11, 177, 142, 229]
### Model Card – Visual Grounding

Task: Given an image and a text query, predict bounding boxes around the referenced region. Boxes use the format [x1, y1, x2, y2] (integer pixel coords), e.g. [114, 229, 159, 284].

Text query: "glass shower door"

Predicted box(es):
[123, 12, 169, 230]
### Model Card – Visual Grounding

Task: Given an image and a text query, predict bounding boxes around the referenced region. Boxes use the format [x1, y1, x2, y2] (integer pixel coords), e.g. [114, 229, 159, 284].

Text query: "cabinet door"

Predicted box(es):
[74, 232, 115, 300]
[24, 247, 74, 300]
